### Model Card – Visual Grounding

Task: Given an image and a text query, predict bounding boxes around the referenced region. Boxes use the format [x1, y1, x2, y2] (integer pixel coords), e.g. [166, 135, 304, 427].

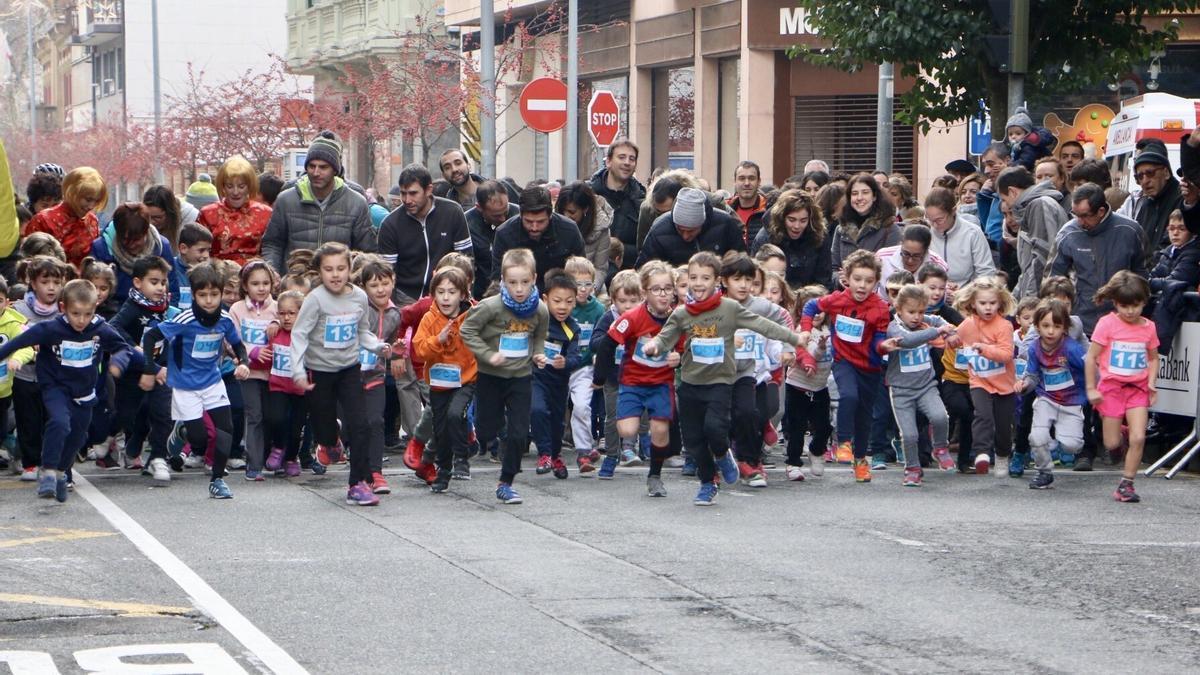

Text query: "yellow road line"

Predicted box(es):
[0, 525, 115, 548]
[0, 592, 192, 617]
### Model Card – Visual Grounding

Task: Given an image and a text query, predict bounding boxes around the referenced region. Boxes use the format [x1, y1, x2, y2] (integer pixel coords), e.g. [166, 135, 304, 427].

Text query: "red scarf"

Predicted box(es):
[685, 290, 723, 316]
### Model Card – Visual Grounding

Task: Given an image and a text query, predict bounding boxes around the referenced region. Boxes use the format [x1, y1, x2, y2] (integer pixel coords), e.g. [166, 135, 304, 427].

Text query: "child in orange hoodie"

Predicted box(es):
[953, 276, 1017, 475]
[413, 266, 477, 494]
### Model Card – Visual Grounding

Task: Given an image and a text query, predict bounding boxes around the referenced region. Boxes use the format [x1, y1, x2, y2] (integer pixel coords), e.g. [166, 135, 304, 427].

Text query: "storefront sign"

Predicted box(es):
[748, 2, 826, 50]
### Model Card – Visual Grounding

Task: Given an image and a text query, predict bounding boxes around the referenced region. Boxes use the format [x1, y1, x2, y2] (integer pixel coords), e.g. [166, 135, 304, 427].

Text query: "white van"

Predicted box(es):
[1105, 93, 1199, 192]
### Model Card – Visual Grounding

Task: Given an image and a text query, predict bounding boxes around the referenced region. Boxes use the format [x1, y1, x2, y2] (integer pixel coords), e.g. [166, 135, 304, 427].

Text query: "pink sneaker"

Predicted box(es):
[284, 460, 301, 477]
[346, 481, 379, 506]
[932, 446, 955, 472]
[265, 447, 284, 472]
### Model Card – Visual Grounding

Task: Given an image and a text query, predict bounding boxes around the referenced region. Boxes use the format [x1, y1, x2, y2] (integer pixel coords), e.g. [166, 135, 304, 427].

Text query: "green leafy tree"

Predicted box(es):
[790, 1, 1200, 135]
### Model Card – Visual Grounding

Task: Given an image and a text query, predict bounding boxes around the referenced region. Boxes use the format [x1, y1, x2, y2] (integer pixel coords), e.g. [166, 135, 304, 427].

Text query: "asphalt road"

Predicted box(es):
[3, 456, 1199, 674]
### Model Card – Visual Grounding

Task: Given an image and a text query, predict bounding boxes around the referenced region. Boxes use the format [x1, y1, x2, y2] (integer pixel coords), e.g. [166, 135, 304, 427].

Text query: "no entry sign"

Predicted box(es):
[519, 77, 568, 133]
[588, 90, 620, 147]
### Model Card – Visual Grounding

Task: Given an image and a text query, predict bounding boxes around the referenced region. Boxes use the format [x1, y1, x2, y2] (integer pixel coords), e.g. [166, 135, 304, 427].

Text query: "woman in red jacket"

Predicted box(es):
[199, 156, 272, 265]
[24, 166, 106, 269]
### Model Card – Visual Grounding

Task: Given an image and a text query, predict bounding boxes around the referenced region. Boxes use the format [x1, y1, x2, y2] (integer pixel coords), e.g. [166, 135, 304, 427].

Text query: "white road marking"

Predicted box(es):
[73, 475, 308, 674]
[867, 529, 927, 547]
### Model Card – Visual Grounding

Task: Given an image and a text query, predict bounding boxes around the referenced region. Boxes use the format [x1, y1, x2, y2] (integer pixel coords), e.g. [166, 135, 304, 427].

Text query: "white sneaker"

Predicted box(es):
[664, 455, 684, 469]
[974, 453, 991, 475]
[808, 452, 825, 477]
[87, 440, 110, 461]
[785, 464, 806, 481]
[183, 453, 205, 469]
[20, 466, 38, 481]
[227, 458, 247, 470]
[150, 458, 170, 484]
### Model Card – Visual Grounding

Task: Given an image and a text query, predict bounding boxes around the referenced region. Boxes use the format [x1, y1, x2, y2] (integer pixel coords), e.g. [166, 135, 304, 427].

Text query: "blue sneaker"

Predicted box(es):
[891, 438, 905, 466]
[681, 456, 697, 476]
[871, 454, 888, 471]
[619, 449, 642, 467]
[1008, 452, 1028, 477]
[244, 469, 265, 482]
[37, 473, 54, 499]
[495, 482, 522, 504]
[310, 460, 327, 475]
[597, 455, 618, 480]
[166, 422, 187, 459]
[1059, 452, 1076, 468]
[1051, 441, 1063, 466]
[715, 450, 740, 486]
[55, 477, 69, 503]
[208, 478, 233, 499]
[694, 482, 718, 506]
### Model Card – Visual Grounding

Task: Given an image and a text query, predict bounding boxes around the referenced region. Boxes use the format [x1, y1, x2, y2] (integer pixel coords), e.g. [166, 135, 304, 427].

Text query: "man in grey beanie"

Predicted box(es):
[635, 187, 745, 267]
[260, 132, 377, 273]
[1131, 138, 1183, 267]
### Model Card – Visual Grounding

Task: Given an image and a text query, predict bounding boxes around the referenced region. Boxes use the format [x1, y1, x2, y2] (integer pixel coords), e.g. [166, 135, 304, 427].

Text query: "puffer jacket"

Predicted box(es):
[590, 168, 645, 269]
[636, 191, 732, 251]
[751, 226, 831, 289]
[829, 213, 900, 288]
[260, 176, 376, 274]
[634, 202, 746, 268]
[582, 197, 612, 280]
[1012, 180, 1069, 299]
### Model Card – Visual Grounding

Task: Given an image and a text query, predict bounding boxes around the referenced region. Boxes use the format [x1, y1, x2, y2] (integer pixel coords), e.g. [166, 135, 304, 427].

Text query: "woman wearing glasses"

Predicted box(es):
[874, 223, 948, 300]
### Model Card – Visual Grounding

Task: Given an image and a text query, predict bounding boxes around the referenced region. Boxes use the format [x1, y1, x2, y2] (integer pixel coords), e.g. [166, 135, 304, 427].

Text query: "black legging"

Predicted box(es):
[266, 391, 306, 463]
[183, 405, 233, 481]
[309, 366, 371, 485]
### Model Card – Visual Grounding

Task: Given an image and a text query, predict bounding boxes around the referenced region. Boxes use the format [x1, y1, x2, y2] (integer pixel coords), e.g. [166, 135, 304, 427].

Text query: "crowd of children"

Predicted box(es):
[0, 224, 1161, 507]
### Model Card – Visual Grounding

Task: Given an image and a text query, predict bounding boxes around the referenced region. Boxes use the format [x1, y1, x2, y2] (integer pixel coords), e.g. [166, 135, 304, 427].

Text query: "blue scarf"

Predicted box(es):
[500, 283, 540, 318]
[129, 287, 168, 313]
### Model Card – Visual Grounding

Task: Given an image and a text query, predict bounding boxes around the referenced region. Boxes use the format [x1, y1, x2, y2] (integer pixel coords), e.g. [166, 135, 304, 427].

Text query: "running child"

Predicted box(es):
[229, 260, 279, 481]
[565, 256, 605, 468]
[460, 248, 549, 505]
[1085, 271, 1158, 503]
[589, 270, 646, 478]
[291, 242, 390, 506]
[1010, 295, 1039, 476]
[259, 290, 308, 477]
[169, 223, 213, 311]
[786, 285, 832, 480]
[412, 267, 476, 494]
[642, 251, 801, 506]
[0, 279, 131, 502]
[0, 277, 31, 475]
[354, 258, 401, 495]
[953, 276, 1017, 475]
[141, 263, 250, 499]
[532, 269, 583, 479]
[1021, 299, 1087, 490]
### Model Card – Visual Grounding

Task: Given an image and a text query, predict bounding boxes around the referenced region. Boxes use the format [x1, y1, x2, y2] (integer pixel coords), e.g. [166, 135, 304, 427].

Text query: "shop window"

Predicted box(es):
[652, 66, 695, 171]
[717, 57, 740, 191]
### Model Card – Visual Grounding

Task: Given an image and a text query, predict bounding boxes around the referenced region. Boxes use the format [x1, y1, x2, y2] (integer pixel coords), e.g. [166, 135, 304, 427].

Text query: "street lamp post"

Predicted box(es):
[26, 1, 38, 166]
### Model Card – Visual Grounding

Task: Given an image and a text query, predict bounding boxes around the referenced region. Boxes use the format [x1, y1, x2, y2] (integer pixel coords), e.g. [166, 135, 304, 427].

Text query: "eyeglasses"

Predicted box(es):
[575, 281, 594, 289]
[1134, 167, 1163, 182]
[646, 286, 674, 295]
[899, 250, 925, 261]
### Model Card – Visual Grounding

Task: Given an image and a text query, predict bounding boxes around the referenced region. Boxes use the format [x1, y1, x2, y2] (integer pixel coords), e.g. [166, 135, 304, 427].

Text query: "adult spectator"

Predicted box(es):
[886, 174, 923, 220]
[924, 187, 995, 289]
[956, 173, 985, 219]
[636, 187, 745, 267]
[872, 171, 890, 190]
[945, 159, 977, 181]
[198, 156, 273, 266]
[386, 185, 403, 211]
[260, 135, 375, 274]
[1050, 183, 1146, 333]
[1068, 158, 1112, 193]
[185, 174, 219, 212]
[25, 173, 61, 215]
[90, 202, 174, 303]
[25, 166, 105, 269]
[1182, 127, 1200, 233]
[142, 185, 184, 249]
[379, 163, 472, 305]
[996, 166, 1068, 299]
[491, 186, 584, 289]
[799, 170, 830, 197]
[439, 148, 518, 210]
[1058, 140, 1085, 175]
[0, 140, 23, 283]
[465, 179, 519, 298]
[829, 173, 900, 287]
[975, 141, 1010, 245]
[555, 181, 611, 277]
[1128, 140, 1183, 268]
[815, 182, 846, 232]
[803, 159, 830, 174]
[635, 170, 730, 248]
[590, 139, 645, 268]
[258, 172, 284, 208]
[1034, 157, 1072, 215]
[727, 160, 768, 244]
[876, 223, 947, 296]
[751, 189, 831, 287]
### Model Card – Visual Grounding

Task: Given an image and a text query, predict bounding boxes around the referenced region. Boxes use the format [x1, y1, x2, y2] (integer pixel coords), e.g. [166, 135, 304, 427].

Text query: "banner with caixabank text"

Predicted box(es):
[1153, 322, 1200, 416]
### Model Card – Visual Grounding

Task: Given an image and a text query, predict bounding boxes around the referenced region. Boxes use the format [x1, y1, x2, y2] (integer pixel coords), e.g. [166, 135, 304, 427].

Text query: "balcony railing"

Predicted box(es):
[73, 0, 123, 47]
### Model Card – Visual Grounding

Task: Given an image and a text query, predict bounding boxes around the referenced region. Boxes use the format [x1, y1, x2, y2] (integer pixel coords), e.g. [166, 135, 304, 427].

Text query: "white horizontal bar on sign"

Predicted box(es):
[527, 99, 567, 111]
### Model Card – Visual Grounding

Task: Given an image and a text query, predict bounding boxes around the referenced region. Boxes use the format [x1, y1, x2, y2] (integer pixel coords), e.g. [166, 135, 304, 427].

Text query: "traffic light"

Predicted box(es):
[983, 0, 1029, 74]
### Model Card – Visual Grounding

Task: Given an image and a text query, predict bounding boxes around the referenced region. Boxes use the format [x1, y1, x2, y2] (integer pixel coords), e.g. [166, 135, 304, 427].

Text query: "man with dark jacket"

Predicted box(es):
[727, 160, 768, 245]
[635, 188, 746, 267]
[261, 135, 376, 274]
[439, 149, 521, 211]
[1050, 183, 1147, 334]
[491, 186, 585, 290]
[378, 163, 473, 305]
[1130, 140, 1183, 268]
[465, 180, 519, 298]
[590, 139, 645, 269]
[1178, 130, 1200, 235]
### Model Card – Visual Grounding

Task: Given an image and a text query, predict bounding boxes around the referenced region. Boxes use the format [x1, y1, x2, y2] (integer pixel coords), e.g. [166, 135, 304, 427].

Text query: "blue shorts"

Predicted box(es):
[617, 384, 674, 421]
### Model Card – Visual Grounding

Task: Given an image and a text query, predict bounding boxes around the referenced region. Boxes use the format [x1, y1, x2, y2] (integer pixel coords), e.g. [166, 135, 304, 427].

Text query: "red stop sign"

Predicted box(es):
[588, 90, 620, 147]
[519, 77, 568, 133]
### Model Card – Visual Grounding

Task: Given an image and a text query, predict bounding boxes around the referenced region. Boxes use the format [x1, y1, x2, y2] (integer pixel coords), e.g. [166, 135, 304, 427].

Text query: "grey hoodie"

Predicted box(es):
[290, 284, 384, 375]
[1013, 180, 1069, 300]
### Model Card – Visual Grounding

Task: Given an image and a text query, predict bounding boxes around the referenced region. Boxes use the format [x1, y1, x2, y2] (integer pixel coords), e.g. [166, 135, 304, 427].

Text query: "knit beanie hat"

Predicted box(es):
[185, 176, 219, 209]
[672, 188, 707, 229]
[306, 136, 342, 175]
[1133, 139, 1171, 169]
[1005, 106, 1033, 134]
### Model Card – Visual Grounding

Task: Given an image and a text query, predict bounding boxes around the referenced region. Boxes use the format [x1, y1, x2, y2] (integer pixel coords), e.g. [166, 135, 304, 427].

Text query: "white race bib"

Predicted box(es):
[270, 350, 292, 379]
[968, 351, 1006, 378]
[429, 363, 463, 388]
[835, 315, 865, 343]
[898, 345, 931, 373]
[498, 332, 529, 358]
[614, 344, 626, 365]
[1043, 366, 1073, 392]
[0, 361, 8, 380]
[734, 329, 758, 360]
[632, 335, 670, 368]
[240, 318, 270, 347]
[690, 337, 725, 365]
[543, 341, 563, 360]
[323, 313, 357, 349]
[1014, 357, 1028, 380]
[60, 339, 95, 368]
[178, 286, 192, 309]
[953, 349, 970, 371]
[359, 347, 379, 371]
[1108, 340, 1147, 377]
[578, 322, 594, 343]
[191, 333, 222, 360]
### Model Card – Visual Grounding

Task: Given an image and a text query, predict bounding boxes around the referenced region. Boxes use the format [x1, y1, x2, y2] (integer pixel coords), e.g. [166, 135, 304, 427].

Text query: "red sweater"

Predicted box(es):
[800, 289, 890, 373]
